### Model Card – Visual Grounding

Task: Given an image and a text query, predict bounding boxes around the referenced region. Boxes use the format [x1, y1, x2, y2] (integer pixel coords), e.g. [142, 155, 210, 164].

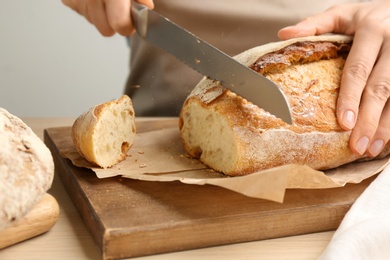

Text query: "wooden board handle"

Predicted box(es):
[0, 193, 60, 249]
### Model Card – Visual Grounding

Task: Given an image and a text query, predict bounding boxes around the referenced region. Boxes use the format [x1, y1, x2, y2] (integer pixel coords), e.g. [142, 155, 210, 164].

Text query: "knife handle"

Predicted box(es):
[131, 1, 149, 37]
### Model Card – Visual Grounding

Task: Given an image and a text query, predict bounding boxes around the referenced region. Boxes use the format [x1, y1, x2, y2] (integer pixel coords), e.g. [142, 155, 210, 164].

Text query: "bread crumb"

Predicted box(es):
[139, 163, 146, 168]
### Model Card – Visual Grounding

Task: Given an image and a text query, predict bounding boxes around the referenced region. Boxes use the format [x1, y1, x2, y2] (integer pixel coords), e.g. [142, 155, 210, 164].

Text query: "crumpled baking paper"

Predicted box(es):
[60, 127, 389, 203]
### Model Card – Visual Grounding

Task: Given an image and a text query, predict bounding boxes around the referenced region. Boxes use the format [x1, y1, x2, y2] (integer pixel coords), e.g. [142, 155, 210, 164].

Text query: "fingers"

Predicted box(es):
[279, 1, 390, 157]
[105, 0, 154, 36]
[337, 5, 390, 156]
[138, 0, 154, 9]
[367, 101, 390, 156]
[337, 29, 383, 131]
[278, 4, 355, 40]
[87, 0, 115, 36]
[347, 41, 390, 156]
[61, 0, 155, 37]
[105, 0, 132, 36]
[278, 16, 334, 40]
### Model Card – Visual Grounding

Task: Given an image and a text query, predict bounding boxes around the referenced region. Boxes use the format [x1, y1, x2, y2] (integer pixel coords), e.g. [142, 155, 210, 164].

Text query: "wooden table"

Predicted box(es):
[0, 117, 335, 260]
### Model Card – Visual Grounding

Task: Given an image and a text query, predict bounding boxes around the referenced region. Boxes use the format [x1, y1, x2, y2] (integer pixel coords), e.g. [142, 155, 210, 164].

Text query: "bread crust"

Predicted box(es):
[179, 34, 390, 176]
[72, 95, 136, 168]
[0, 108, 54, 229]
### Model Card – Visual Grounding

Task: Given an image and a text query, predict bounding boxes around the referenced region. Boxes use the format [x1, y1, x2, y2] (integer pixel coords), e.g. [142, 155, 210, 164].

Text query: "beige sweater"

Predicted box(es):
[125, 0, 366, 116]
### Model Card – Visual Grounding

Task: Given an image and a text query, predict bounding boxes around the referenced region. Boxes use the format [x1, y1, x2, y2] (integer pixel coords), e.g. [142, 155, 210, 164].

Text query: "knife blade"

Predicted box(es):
[131, 2, 292, 124]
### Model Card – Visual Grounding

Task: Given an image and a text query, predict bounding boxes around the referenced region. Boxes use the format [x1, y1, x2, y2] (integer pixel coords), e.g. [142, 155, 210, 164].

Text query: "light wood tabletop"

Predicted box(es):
[0, 117, 334, 260]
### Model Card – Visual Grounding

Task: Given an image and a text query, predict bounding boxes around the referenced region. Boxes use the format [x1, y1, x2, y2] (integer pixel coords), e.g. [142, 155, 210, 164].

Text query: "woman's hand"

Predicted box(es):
[279, 1, 390, 157]
[61, 0, 154, 36]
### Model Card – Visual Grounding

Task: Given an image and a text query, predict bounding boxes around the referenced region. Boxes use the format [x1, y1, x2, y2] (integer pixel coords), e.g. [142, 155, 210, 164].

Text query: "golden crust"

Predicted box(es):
[179, 34, 390, 176]
[0, 108, 54, 229]
[72, 95, 136, 168]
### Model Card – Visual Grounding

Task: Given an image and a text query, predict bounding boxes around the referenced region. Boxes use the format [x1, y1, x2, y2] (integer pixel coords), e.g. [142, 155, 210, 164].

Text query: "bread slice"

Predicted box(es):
[72, 95, 136, 168]
[179, 34, 390, 176]
[0, 108, 54, 230]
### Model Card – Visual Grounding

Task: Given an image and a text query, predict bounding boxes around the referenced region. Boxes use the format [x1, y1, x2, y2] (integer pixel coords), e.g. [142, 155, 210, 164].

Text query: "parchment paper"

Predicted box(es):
[60, 127, 389, 203]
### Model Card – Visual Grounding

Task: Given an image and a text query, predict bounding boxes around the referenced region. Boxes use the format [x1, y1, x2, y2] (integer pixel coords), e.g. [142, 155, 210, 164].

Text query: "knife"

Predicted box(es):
[131, 2, 293, 124]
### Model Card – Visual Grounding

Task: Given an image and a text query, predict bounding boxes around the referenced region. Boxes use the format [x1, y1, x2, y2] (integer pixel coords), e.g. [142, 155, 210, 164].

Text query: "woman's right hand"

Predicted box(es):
[61, 0, 154, 36]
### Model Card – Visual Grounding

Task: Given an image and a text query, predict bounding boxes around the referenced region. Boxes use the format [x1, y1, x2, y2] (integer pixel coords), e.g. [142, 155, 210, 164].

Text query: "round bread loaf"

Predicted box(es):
[72, 95, 136, 168]
[179, 34, 390, 176]
[0, 108, 54, 230]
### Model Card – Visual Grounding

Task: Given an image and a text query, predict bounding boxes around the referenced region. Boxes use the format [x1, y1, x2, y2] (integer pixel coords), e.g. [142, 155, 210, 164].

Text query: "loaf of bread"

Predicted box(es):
[72, 95, 136, 168]
[179, 34, 390, 176]
[0, 108, 54, 230]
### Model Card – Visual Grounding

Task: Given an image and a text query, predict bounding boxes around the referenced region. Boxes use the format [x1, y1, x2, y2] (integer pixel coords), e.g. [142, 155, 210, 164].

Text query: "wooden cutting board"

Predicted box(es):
[44, 118, 375, 260]
[0, 193, 59, 249]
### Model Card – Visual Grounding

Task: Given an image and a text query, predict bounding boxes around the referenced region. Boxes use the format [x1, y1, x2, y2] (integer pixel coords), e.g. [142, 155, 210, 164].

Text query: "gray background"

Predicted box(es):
[0, 0, 129, 117]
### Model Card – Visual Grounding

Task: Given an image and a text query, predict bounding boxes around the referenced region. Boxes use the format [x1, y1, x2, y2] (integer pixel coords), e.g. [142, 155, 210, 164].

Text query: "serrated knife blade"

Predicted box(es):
[131, 2, 292, 124]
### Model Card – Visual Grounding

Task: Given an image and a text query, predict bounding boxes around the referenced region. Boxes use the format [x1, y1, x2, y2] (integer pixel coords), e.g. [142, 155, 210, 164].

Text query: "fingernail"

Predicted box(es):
[342, 110, 355, 129]
[355, 136, 370, 155]
[369, 139, 384, 157]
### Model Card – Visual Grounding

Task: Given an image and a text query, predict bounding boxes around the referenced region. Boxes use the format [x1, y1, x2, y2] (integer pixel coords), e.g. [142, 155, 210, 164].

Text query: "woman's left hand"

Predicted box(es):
[279, 1, 390, 157]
